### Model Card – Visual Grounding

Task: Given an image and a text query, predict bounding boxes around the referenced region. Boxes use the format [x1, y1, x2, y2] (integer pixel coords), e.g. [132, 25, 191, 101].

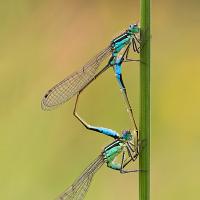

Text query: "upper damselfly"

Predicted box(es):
[41, 23, 140, 112]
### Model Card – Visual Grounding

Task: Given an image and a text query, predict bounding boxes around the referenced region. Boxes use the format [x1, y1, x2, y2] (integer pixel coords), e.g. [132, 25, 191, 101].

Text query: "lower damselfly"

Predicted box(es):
[56, 98, 140, 200]
[41, 23, 140, 113]
[57, 133, 140, 200]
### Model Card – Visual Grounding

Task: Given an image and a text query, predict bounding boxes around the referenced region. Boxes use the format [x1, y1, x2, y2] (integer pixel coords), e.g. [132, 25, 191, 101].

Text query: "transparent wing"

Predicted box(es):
[56, 154, 105, 200]
[42, 46, 112, 110]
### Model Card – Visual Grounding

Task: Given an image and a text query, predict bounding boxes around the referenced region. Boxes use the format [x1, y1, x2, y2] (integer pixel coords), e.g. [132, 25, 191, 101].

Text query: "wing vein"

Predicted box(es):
[42, 46, 112, 110]
[56, 154, 105, 200]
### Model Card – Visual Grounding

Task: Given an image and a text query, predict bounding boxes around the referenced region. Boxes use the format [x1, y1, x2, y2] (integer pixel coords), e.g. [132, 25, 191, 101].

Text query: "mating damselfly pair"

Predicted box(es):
[41, 23, 142, 200]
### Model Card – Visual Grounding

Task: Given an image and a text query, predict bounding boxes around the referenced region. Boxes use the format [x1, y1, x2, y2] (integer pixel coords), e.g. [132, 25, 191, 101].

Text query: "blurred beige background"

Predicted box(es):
[0, 0, 200, 199]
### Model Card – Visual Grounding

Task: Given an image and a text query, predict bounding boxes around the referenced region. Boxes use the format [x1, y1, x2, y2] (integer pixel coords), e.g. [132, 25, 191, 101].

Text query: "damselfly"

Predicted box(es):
[56, 97, 140, 200]
[41, 23, 140, 112]
[57, 133, 139, 200]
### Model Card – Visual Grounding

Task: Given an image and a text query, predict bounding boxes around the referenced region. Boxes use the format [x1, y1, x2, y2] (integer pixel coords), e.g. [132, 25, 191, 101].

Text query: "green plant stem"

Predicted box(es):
[139, 0, 151, 200]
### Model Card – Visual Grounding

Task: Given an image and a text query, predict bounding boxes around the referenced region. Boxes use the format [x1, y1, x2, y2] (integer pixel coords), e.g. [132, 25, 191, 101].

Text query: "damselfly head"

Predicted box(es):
[128, 23, 140, 34]
[122, 130, 132, 141]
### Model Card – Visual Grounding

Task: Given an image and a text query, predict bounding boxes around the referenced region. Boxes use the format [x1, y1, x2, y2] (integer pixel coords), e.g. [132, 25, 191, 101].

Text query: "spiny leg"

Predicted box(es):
[132, 37, 140, 53]
[123, 43, 140, 62]
[131, 129, 139, 155]
[125, 42, 146, 64]
[127, 143, 139, 161]
[126, 144, 138, 163]
[120, 151, 141, 174]
[127, 138, 147, 169]
[130, 138, 146, 156]
[129, 129, 142, 160]
[120, 143, 146, 173]
[121, 147, 138, 169]
[121, 134, 141, 169]
[134, 33, 141, 44]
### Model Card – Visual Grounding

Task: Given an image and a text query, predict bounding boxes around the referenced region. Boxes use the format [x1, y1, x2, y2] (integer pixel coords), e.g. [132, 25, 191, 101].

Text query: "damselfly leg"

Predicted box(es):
[123, 43, 140, 62]
[120, 151, 141, 174]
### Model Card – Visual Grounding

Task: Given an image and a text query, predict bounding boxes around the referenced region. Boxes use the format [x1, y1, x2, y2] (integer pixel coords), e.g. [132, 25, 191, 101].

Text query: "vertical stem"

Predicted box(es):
[139, 0, 151, 199]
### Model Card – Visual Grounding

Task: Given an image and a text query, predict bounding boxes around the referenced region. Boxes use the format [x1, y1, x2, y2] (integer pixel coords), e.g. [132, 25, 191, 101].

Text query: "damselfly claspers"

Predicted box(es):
[42, 23, 140, 130]
[56, 95, 140, 200]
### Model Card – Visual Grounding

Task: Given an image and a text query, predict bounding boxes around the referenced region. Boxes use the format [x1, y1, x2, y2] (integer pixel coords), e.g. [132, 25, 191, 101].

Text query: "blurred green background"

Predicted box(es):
[1, 0, 200, 199]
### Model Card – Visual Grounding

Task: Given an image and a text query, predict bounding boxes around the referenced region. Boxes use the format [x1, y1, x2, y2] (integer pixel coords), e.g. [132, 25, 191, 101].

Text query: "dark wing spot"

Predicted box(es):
[44, 89, 52, 98]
